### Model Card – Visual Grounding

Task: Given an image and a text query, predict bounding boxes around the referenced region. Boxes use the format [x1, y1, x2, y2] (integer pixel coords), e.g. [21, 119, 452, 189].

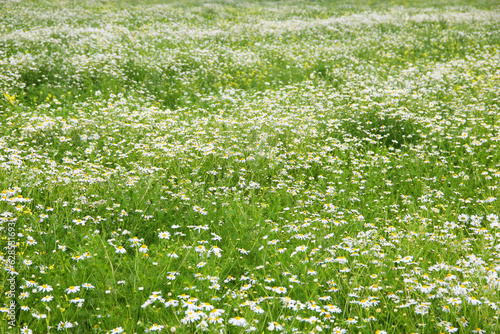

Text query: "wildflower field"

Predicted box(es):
[1, 0, 500, 333]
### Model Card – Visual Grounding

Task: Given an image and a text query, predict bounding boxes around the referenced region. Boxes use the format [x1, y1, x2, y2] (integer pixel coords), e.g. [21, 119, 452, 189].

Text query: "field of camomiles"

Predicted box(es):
[1, 0, 500, 333]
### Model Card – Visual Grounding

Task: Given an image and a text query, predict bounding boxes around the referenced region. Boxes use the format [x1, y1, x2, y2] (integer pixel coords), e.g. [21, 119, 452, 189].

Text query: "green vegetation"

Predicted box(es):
[0, 0, 499, 333]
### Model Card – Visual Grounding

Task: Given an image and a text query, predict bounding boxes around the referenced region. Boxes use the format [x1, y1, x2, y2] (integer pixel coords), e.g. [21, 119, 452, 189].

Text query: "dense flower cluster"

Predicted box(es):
[0, 0, 499, 333]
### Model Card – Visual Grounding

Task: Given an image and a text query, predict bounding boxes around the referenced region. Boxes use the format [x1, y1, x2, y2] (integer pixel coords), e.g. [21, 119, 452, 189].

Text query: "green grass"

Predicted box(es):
[1, 0, 500, 333]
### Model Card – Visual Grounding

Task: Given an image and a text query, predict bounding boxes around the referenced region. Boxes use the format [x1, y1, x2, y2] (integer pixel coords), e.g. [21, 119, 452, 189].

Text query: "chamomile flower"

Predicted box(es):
[158, 231, 171, 240]
[57, 321, 74, 330]
[38, 284, 53, 293]
[70, 297, 85, 304]
[82, 283, 95, 290]
[65, 286, 80, 294]
[228, 316, 248, 327]
[272, 286, 287, 294]
[115, 246, 126, 254]
[41, 295, 54, 303]
[20, 326, 33, 334]
[148, 324, 164, 332]
[19, 292, 30, 299]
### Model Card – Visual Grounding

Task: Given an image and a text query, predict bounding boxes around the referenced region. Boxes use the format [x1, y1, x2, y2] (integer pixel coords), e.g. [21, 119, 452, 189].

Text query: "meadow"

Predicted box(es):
[1, 0, 500, 333]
